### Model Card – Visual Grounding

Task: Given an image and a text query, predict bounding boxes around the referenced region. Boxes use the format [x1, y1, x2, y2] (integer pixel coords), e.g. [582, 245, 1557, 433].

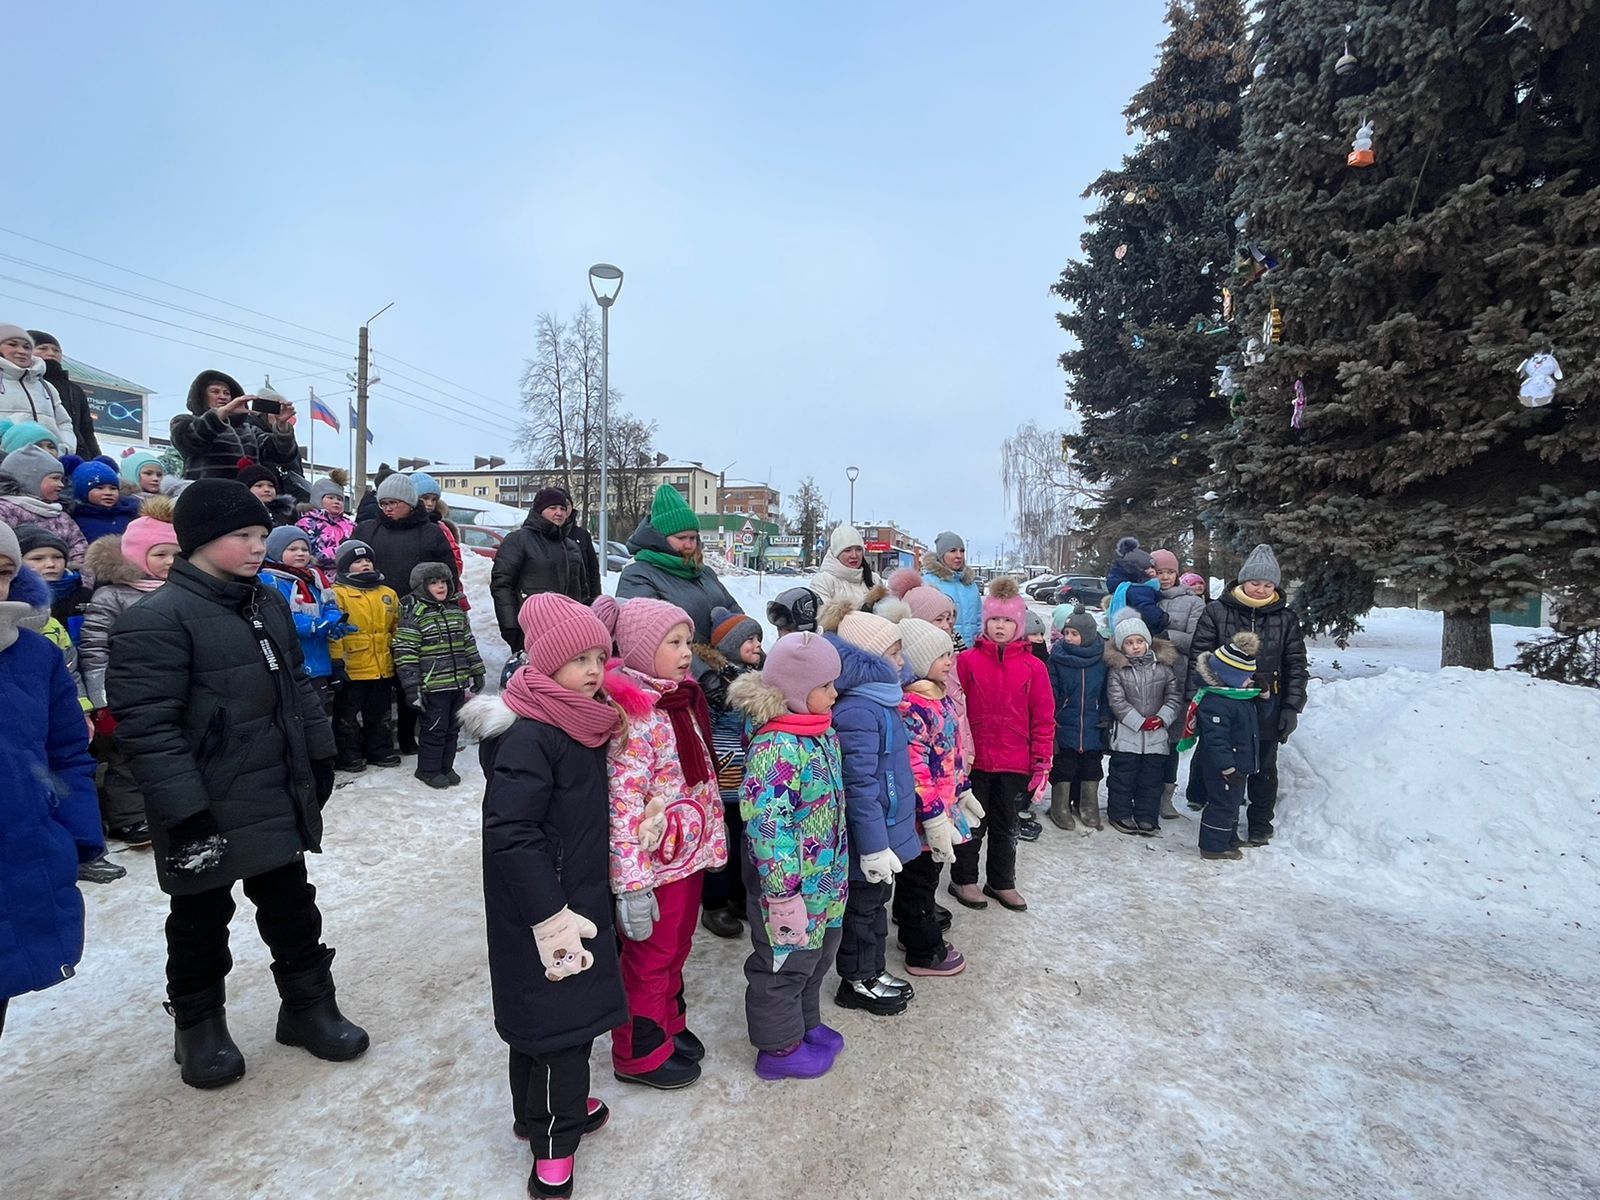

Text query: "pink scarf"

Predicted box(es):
[503, 667, 621, 748]
[762, 712, 833, 737]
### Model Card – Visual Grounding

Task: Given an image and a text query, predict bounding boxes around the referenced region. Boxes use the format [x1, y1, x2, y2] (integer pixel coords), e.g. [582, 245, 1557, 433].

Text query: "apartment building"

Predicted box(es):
[717, 479, 781, 522]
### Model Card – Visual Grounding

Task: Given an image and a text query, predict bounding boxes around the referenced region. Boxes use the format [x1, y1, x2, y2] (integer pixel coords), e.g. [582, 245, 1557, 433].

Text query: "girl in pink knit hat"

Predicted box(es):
[461, 591, 630, 1200]
[592, 595, 728, 1091]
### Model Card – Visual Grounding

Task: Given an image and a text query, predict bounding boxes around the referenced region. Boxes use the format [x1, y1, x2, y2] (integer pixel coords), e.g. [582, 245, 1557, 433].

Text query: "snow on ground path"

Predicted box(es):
[3, 761, 1596, 1200]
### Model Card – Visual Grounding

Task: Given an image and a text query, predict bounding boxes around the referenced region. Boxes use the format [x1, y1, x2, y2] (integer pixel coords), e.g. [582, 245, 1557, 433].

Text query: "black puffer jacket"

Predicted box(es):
[1187, 583, 1310, 715]
[352, 508, 458, 601]
[565, 516, 602, 604]
[169, 370, 299, 483]
[38, 359, 100, 459]
[463, 695, 628, 1057]
[105, 558, 336, 896]
[490, 511, 590, 647]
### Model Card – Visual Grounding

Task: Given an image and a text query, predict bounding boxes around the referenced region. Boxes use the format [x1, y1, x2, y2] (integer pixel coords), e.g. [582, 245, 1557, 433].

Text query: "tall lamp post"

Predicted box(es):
[589, 263, 624, 558]
[845, 465, 860, 527]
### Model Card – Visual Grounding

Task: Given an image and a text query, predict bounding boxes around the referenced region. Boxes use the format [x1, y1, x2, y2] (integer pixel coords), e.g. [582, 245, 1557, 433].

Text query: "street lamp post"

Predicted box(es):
[845, 465, 860, 527]
[589, 263, 624, 560]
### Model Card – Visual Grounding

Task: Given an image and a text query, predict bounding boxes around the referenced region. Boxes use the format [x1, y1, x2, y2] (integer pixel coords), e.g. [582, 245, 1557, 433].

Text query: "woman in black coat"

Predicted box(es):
[106, 480, 364, 1089]
[490, 488, 593, 652]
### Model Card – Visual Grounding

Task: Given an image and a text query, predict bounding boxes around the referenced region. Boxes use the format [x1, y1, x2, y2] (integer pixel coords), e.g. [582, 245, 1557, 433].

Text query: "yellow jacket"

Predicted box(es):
[330, 583, 399, 680]
[41, 615, 92, 713]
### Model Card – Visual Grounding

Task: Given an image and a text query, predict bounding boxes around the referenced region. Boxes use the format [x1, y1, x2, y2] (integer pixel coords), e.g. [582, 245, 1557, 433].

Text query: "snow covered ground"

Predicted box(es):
[3, 570, 1597, 1199]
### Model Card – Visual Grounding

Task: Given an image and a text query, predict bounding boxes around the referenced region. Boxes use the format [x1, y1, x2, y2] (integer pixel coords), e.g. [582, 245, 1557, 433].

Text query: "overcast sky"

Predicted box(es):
[9, 0, 1167, 559]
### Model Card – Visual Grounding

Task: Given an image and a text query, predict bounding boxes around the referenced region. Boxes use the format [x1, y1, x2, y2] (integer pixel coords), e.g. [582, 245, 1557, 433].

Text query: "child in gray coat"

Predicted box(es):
[1104, 608, 1180, 835]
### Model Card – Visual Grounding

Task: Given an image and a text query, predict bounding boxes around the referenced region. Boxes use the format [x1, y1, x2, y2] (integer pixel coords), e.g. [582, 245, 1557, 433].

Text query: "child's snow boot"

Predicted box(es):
[529, 1156, 575, 1198]
[1201, 847, 1244, 861]
[1076, 780, 1103, 830]
[1047, 782, 1075, 830]
[273, 949, 371, 1062]
[1159, 783, 1181, 820]
[166, 981, 246, 1089]
[755, 1038, 836, 1081]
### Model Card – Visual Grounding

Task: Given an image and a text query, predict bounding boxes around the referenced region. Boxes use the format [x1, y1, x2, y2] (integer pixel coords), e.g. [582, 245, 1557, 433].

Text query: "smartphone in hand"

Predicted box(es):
[250, 396, 283, 416]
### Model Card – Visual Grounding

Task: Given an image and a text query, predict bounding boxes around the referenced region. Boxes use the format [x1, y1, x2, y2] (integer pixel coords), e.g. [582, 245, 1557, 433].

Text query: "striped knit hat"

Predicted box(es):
[1211, 632, 1260, 688]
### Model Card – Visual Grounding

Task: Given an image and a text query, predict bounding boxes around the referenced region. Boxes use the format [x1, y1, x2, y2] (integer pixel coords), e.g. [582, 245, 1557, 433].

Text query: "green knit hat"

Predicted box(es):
[649, 484, 699, 537]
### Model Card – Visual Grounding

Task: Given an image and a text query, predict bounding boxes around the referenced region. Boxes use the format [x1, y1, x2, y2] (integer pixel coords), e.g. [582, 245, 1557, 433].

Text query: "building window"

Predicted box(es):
[474, 487, 488, 497]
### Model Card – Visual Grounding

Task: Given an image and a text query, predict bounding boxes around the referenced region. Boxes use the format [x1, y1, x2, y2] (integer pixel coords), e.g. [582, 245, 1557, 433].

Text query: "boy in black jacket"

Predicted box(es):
[1181, 632, 1262, 861]
[107, 480, 367, 1089]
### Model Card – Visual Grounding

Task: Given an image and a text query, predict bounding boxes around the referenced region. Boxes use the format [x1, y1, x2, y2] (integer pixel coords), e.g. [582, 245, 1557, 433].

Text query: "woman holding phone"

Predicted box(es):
[169, 369, 301, 485]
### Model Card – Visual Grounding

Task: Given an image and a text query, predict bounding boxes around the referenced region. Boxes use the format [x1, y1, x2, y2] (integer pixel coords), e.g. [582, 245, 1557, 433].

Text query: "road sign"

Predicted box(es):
[739, 531, 756, 548]
[740, 518, 755, 534]
[768, 535, 801, 546]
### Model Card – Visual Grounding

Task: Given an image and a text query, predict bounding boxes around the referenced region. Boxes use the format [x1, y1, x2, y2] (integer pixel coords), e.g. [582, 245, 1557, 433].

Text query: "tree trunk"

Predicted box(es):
[1441, 609, 1494, 669]
[1191, 520, 1211, 584]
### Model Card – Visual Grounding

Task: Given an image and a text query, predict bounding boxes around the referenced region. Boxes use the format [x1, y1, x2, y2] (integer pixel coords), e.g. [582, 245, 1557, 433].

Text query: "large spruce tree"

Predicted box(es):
[1054, 0, 1249, 578]
[1212, 1, 1600, 665]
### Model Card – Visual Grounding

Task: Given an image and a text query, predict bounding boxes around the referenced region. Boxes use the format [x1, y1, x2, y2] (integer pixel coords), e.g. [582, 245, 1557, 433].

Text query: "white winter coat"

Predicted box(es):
[0, 358, 75, 454]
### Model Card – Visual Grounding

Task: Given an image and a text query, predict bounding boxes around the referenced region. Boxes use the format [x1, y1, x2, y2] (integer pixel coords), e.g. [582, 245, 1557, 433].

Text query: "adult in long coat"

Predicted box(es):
[491, 486, 592, 652]
[168, 369, 299, 484]
[0, 553, 101, 1037]
[614, 484, 740, 643]
[921, 531, 983, 648]
[27, 332, 100, 459]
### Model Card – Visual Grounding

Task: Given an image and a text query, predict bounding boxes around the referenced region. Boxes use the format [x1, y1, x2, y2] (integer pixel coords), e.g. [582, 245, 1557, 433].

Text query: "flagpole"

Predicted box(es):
[308, 387, 317, 479]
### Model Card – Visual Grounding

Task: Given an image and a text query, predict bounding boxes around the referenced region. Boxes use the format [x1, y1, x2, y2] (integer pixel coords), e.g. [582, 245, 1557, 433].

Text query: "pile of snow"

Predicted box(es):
[1305, 606, 1546, 679]
[1271, 668, 1599, 925]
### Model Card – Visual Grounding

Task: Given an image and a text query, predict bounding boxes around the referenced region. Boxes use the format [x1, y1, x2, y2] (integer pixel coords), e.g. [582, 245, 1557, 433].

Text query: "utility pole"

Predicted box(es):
[354, 303, 393, 497]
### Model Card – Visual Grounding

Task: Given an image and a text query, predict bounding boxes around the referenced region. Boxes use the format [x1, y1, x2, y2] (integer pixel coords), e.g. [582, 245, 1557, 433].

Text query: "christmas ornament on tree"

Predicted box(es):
[1518, 352, 1563, 408]
[1222, 287, 1234, 319]
[1115, 243, 1129, 260]
[1348, 120, 1376, 168]
[1291, 378, 1307, 428]
[1335, 27, 1358, 76]
[1131, 333, 1146, 350]
[1263, 300, 1283, 344]
[1243, 337, 1265, 367]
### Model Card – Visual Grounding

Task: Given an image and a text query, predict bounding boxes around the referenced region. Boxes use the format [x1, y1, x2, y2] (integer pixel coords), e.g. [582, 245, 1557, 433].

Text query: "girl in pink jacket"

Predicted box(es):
[593, 595, 728, 1092]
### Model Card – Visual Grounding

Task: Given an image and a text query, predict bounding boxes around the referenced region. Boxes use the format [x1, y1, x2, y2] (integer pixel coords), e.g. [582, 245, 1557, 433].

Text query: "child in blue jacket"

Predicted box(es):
[261, 526, 348, 712]
[1104, 537, 1169, 638]
[0, 527, 101, 1037]
[1045, 611, 1109, 831]
[1181, 632, 1262, 861]
[821, 599, 922, 1018]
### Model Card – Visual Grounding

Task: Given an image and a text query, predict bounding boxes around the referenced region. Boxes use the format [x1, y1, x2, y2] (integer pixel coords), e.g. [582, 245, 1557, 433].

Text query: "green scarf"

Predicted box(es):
[634, 546, 702, 580]
[1176, 685, 1262, 753]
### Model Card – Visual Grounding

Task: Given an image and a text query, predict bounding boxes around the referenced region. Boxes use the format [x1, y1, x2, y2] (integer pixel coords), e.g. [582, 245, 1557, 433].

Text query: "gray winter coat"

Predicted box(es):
[1104, 639, 1181, 754]
[615, 519, 741, 642]
[78, 536, 153, 710]
[1158, 585, 1205, 748]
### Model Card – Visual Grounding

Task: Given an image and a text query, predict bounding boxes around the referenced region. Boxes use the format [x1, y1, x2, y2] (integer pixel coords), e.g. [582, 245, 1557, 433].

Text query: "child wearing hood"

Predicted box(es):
[820, 599, 922, 1016]
[1179, 632, 1262, 861]
[1152, 548, 1206, 819]
[810, 524, 876, 611]
[0, 521, 101, 1036]
[69, 459, 142, 544]
[78, 496, 181, 849]
[261, 527, 348, 716]
[727, 631, 850, 1080]
[328, 540, 401, 772]
[694, 606, 767, 939]
[0, 445, 87, 570]
[296, 473, 356, 567]
[1046, 611, 1110, 831]
[593, 595, 728, 1091]
[460, 593, 630, 1200]
[894, 617, 979, 978]
[1104, 609, 1181, 835]
[393, 562, 484, 789]
[950, 578, 1053, 913]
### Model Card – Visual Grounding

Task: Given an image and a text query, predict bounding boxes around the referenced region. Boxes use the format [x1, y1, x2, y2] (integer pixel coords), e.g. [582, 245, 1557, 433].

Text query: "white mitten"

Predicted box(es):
[531, 907, 598, 981]
[922, 814, 956, 865]
[859, 848, 903, 884]
[957, 788, 986, 828]
[637, 796, 667, 853]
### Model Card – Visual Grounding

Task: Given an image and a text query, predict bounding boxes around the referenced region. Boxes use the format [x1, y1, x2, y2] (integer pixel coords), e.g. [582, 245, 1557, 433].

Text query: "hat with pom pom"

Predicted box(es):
[121, 494, 179, 575]
[981, 576, 1026, 629]
[1115, 536, 1153, 575]
[592, 594, 694, 676]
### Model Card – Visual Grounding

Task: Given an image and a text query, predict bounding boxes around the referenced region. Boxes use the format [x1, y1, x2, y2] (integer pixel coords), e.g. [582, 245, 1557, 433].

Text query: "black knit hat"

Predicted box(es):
[336, 539, 377, 574]
[532, 486, 573, 512]
[26, 330, 60, 351]
[173, 479, 273, 555]
[236, 459, 282, 491]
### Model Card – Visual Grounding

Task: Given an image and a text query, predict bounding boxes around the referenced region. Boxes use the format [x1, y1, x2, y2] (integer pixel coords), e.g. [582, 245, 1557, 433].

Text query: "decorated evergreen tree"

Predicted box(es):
[1053, 0, 1249, 577]
[1211, 0, 1600, 666]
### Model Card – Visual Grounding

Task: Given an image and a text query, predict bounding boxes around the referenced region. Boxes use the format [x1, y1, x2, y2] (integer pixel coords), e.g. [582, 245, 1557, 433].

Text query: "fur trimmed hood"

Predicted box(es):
[1101, 637, 1180, 671]
[460, 693, 516, 742]
[692, 643, 731, 674]
[185, 369, 244, 416]
[920, 550, 975, 587]
[727, 671, 789, 728]
[83, 534, 145, 587]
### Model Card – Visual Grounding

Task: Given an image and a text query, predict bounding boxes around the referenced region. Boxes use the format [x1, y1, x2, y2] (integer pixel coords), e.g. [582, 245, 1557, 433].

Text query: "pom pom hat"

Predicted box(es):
[981, 576, 1026, 629]
[593, 594, 694, 676]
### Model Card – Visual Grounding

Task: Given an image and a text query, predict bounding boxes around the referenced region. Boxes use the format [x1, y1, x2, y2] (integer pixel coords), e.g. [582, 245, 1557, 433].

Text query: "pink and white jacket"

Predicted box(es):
[900, 682, 973, 851]
[605, 666, 729, 896]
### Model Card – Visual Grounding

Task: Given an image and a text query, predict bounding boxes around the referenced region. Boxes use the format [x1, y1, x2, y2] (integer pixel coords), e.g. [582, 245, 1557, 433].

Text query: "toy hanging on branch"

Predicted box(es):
[1348, 119, 1375, 168]
[1518, 352, 1562, 408]
[1115, 243, 1129, 260]
[1291, 379, 1307, 429]
[1335, 26, 1358, 76]
[1262, 299, 1283, 345]
[1243, 337, 1265, 367]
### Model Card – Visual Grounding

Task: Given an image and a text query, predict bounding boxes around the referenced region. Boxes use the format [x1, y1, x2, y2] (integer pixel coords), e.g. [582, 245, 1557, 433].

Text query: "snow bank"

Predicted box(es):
[1305, 606, 1546, 679]
[1271, 668, 1600, 925]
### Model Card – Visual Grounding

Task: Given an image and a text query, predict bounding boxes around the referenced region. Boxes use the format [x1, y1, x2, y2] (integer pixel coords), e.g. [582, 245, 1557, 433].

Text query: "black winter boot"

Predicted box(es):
[273, 949, 370, 1062]
[166, 982, 246, 1089]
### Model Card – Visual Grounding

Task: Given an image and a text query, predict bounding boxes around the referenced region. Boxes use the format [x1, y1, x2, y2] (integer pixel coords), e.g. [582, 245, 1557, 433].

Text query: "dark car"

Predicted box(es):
[458, 525, 508, 560]
[1037, 575, 1109, 608]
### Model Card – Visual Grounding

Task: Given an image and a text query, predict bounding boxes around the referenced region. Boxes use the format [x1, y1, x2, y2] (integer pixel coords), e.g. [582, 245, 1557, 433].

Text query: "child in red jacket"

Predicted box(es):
[949, 578, 1053, 913]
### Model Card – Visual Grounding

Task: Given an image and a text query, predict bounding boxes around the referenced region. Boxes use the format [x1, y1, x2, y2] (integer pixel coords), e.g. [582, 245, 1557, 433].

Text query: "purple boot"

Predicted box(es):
[755, 1039, 836, 1081]
[803, 1024, 845, 1055]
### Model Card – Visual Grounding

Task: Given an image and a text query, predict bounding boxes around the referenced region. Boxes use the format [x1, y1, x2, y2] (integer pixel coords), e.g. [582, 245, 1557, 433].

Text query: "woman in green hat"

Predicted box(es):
[614, 484, 742, 641]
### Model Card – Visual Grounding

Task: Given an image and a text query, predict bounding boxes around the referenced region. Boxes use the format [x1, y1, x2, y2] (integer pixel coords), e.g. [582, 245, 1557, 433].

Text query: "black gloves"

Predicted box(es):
[165, 810, 227, 876]
[330, 660, 350, 689]
[311, 758, 336, 808]
[501, 627, 525, 654]
[1277, 709, 1299, 744]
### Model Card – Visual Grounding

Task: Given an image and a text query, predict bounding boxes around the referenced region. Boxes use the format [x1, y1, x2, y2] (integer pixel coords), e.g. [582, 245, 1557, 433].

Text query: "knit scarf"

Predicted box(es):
[853, 681, 905, 708]
[633, 546, 701, 579]
[338, 569, 384, 589]
[503, 668, 622, 748]
[1229, 585, 1278, 609]
[129, 576, 165, 594]
[3, 493, 63, 518]
[655, 675, 715, 786]
[1176, 685, 1262, 752]
[821, 555, 872, 586]
[761, 712, 833, 737]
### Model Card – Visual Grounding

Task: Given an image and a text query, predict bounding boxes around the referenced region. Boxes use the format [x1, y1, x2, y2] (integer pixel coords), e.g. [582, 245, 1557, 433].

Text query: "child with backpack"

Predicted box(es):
[393, 562, 484, 789]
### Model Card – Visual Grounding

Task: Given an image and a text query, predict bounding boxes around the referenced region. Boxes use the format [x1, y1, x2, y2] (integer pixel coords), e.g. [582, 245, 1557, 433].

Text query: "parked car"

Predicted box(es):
[606, 540, 632, 573]
[1037, 575, 1109, 608]
[457, 525, 507, 559]
[1023, 573, 1063, 599]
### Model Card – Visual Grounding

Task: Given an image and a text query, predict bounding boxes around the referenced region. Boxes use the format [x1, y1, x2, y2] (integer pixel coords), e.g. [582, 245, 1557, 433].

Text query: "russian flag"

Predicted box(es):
[310, 393, 340, 432]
